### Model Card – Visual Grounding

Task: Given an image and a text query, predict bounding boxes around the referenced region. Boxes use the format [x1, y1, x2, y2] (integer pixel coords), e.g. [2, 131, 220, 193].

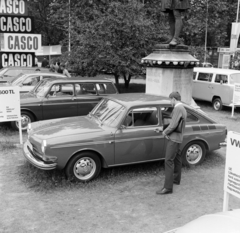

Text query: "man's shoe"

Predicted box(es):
[173, 180, 180, 185]
[156, 188, 173, 195]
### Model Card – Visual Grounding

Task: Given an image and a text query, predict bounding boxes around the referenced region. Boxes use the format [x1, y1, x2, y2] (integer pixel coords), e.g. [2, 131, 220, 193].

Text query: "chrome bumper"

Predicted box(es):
[220, 142, 227, 147]
[23, 140, 57, 170]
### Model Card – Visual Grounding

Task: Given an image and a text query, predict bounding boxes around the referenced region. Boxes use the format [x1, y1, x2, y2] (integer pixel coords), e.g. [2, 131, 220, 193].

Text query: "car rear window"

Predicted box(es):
[4, 69, 21, 77]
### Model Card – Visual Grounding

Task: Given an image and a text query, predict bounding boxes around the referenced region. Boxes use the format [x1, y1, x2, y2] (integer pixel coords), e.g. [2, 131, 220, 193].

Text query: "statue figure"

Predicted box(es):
[161, 0, 190, 46]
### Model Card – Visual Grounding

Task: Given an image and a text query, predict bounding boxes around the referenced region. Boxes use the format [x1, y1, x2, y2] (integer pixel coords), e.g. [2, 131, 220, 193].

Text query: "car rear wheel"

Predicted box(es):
[11, 111, 34, 131]
[212, 98, 223, 111]
[65, 152, 101, 182]
[182, 141, 206, 166]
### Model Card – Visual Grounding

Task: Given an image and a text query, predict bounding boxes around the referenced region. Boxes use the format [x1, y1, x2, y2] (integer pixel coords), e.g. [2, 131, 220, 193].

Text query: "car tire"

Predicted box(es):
[65, 152, 101, 182]
[212, 98, 223, 111]
[182, 141, 206, 166]
[11, 111, 34, 131]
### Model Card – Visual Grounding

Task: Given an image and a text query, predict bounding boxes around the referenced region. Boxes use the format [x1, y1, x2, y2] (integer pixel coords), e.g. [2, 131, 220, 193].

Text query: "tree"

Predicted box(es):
[60, 0, 161, 88]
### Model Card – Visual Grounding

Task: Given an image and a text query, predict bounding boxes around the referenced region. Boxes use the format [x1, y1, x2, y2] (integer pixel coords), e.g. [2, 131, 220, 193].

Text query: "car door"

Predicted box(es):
[193, 72, 214, 101]
[211, 74, 231, 105]
[75, 83, 102, 115]
[114, 106, 165, 165]
[42, 83, 78, 120]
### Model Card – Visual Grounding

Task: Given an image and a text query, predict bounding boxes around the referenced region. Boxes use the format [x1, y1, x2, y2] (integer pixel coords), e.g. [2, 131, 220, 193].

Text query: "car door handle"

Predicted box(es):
[154, 128, 160, 133]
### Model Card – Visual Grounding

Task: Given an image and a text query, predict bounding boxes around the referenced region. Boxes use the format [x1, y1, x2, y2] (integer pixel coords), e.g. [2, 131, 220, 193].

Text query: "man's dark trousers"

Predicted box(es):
[164, 140, 182, 189]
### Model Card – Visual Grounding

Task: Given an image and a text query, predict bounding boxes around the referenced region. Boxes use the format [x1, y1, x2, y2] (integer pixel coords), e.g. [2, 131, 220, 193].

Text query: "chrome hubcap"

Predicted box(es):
[186, 144, 202, 165]
[214, 101, 220, 110]
[16, 115, 31, 130]
[74, 157, 96, 180]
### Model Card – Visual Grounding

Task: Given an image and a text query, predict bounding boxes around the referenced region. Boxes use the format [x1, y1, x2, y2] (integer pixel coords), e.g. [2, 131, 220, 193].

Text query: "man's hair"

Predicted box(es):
[169, 91, 181, 101]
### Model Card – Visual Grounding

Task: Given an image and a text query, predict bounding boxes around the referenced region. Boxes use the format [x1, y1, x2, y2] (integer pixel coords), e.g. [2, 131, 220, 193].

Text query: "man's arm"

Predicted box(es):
[163, 107, 182, 136]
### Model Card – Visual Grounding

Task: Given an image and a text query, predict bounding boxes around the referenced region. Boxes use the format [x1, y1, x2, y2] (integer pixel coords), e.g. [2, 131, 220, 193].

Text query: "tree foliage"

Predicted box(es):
[29, 0, 240, 86]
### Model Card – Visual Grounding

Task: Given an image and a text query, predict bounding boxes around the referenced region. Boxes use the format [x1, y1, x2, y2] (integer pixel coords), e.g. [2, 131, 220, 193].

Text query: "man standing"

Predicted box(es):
[156, 92, 187, 195]
[161, 0, 190, 46]
[41, 57, 49, 68]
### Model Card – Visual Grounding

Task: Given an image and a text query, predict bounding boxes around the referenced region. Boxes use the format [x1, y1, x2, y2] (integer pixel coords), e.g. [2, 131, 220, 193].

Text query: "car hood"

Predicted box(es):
[174, 209, 240, 233]
[30, 116, 103, 140]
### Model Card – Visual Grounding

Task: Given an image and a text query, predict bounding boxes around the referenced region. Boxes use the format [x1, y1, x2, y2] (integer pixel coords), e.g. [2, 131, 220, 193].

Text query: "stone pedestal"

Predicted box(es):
[142, 46, 199, 105]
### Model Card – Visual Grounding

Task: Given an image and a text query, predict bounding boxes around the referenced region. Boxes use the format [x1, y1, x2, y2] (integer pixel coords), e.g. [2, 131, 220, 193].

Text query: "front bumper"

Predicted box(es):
[23, 140, 57, 170]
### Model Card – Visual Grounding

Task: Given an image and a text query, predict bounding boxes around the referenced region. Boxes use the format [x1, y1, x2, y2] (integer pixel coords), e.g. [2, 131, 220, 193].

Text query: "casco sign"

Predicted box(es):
[0, 0, 28, 15]
[1, 33, 41, 52]
[0, 52, 35, 67]
[0, 15, 34, 33]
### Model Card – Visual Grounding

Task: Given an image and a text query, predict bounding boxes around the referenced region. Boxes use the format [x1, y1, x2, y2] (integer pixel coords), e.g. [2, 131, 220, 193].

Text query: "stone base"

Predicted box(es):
[146, 67, 193, 105]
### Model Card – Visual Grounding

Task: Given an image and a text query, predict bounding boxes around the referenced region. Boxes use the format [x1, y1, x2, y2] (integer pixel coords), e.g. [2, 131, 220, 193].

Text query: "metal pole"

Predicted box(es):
[236, 0, 240, 22]
[204, 0, 208, 63]
[68, 0, 71, 52]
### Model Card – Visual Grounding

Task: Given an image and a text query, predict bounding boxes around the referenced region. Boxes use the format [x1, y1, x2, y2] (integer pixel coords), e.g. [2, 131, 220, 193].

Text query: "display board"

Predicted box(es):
[0, 85, 20, 122]
[223, 131, 240, 211]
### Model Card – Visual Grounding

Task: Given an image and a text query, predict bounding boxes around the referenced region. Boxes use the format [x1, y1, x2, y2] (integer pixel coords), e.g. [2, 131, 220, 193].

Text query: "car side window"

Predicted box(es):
[76, 83, 96, 95]
[215, 74, 228, 84]
[96, 83, 117, 94]
[186, 111, 198, 122]
[197, 73, 213, 82]
[123, 107, 159, 127]
[49, 84, 74, 97]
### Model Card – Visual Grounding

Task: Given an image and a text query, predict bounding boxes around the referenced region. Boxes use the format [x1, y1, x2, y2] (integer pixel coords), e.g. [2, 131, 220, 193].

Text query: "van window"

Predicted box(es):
[197, 73, 213, 82]
[230, 73, 240, 84]
[215, 74, 228, 84]
[96, 83, 117, 94]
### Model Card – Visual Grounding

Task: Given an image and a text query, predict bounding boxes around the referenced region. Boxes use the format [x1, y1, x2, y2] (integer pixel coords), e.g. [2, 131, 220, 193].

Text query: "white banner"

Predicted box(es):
[0, 85, 21, 122]
[230, 22, 240, 52]
[233, 83, 240, 105]
[224, 131, 240, 199]
[0, 33, 41, 52]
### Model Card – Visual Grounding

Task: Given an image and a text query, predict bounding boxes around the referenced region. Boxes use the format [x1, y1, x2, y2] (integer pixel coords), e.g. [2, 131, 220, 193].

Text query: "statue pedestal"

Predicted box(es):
[142, 46, 199, 105]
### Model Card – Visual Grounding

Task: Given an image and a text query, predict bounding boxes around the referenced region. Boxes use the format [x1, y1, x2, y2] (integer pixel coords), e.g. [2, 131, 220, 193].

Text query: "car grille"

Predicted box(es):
[28, 141, 44, 160]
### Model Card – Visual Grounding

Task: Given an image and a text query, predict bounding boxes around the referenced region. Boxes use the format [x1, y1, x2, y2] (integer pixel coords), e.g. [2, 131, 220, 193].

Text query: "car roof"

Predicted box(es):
[48, 77, 114, 83]
[194, 67, 240, 74]
[23, 72, 65, 76]
[106, 93, 171, 107]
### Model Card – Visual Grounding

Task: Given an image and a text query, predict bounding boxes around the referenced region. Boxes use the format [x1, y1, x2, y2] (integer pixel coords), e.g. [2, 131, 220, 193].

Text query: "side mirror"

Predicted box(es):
[19, 84, 23, 87]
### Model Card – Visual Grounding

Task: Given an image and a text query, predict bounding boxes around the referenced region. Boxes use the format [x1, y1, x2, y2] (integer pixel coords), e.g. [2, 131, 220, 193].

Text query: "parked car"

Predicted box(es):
[193, 67, 240, 110]
[164, 209, 240, 233]
[0, 66, 50, 83]
[9, 72, 66, 93]
[23, 93, 227, 182]
[199, 62, 213, 68]
[12, 77, 118, 130]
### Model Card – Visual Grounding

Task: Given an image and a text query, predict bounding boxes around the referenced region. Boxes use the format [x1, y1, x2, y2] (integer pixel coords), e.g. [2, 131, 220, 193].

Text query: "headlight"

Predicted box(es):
[41, 140, 47, 154]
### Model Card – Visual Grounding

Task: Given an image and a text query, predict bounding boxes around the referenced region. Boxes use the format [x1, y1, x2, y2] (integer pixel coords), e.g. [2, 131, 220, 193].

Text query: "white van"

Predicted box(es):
[193, 67, 240, 110]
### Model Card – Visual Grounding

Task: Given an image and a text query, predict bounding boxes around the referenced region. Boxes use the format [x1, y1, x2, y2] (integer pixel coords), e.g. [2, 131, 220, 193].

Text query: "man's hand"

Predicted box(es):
[163, 131, 170, 140]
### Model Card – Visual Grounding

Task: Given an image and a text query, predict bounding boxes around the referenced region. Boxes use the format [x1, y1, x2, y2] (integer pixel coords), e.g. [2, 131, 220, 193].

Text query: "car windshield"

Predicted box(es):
[230, 73, 240, 84]
[91, 99, 125, 127]
[11, 73, 27, 84]
[34, 80, 52, 97]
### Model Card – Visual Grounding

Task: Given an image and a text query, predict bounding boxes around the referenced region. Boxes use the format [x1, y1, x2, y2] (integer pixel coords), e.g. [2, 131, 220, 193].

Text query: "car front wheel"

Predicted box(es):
[182, 141, 206, 166]
[212, 98, 223, 111]
[65, 152, 101, 182]
[11, 111, 34, 131]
